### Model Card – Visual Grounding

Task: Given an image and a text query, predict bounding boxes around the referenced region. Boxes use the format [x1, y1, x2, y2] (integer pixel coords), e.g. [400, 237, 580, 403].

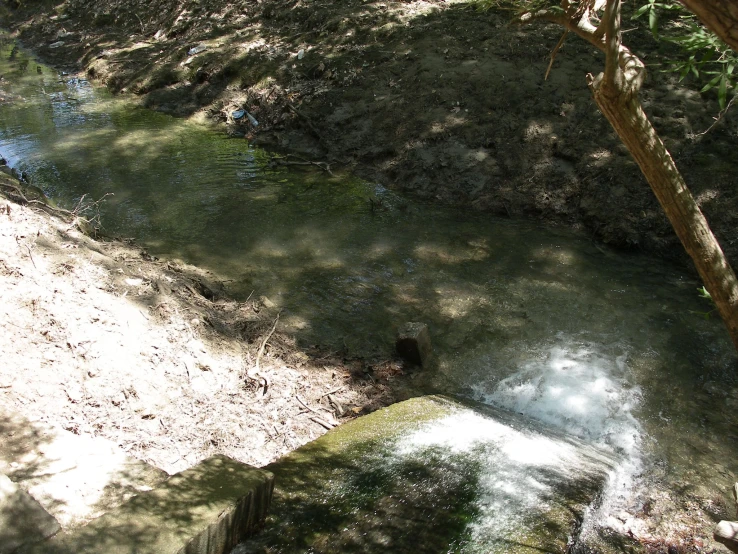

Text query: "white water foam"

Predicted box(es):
[396, 409, 612, 550]
[473, 342, 645, 540]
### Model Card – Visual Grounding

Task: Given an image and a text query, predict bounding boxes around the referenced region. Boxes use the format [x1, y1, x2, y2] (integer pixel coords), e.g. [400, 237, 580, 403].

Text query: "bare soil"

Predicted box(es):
[0, 173, 415, 475]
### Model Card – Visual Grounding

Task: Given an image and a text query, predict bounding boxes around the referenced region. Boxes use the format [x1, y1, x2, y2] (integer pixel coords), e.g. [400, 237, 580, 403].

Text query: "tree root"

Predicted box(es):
[0, 181, 75, 223]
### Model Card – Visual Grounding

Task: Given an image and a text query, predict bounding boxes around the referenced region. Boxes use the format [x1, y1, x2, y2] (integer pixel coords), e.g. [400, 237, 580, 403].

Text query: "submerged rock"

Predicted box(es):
[395, 322, 432, 367]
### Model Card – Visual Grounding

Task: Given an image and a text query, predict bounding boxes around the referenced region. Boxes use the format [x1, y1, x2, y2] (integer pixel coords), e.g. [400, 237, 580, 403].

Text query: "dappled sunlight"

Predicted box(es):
[250, 238, 292, 259]
[588, 148, 613, 166]
[414, 242, 490, 265]
[435, 288, 490, 319]
[524, 120, 554, 142]
[3, 39, 738, 551]
[530, 245, 578, 266]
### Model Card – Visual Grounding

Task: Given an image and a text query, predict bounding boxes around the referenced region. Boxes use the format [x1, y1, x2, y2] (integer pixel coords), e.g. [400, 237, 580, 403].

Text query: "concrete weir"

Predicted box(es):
[1, 410, 273, 554]
[236, 395, 618, 554]
[24, 455, 274, 554]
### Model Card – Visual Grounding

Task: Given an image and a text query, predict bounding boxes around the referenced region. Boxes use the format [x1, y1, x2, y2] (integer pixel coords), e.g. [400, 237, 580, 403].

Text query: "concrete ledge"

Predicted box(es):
[0, 473, 60, 553]
[28, 455, 274, 554]
[0, 410, 168, 529]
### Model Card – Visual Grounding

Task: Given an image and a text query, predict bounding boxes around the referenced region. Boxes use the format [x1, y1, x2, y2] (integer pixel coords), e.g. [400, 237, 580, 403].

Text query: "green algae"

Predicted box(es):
[238, 396, 615, 554]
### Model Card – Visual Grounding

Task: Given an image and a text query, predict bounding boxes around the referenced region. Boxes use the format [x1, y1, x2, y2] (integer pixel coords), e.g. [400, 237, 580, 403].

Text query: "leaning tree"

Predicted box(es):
[487, 0, 738, 353]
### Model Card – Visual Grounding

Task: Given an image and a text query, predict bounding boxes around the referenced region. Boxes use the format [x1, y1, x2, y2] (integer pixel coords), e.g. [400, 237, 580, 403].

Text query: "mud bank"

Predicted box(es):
[3, 0, 738, 268]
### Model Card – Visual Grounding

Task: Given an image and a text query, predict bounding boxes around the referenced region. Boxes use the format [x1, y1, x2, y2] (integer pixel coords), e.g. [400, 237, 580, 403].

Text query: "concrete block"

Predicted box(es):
[30, 455, 274, 554]
[0, 473, 60, 553]
[0, 410, 168, 529]
[395, 322, 432, 366]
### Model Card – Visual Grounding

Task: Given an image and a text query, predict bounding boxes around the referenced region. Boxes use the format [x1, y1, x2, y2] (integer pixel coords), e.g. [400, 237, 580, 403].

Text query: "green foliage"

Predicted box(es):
[633, 1, 737, 109]
[698, 285, 713, 302]
[691, 286, 716, 320]
[632, 0, 680, 39]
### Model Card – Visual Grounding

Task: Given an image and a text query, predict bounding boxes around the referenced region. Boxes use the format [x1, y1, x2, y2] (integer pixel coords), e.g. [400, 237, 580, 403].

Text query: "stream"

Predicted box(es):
[2, 36, 738, 550]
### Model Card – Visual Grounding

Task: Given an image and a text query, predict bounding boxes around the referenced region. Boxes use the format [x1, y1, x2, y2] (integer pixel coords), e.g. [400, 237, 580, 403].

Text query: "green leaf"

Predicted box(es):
[633, 4, 651, 17]
[701, 74, 722, 93]
[649, 7, 658, 38]
[719, 75, 728, 109]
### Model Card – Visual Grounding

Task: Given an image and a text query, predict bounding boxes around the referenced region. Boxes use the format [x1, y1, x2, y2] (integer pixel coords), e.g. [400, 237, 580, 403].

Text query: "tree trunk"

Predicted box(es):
[679, 0, 738, 53]
[590, 57, 738, 353]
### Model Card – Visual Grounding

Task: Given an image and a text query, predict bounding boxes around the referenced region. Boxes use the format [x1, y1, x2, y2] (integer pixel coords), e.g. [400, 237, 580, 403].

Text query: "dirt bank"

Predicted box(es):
[4, 0, 738, 269]
[0, 173, 414, 474]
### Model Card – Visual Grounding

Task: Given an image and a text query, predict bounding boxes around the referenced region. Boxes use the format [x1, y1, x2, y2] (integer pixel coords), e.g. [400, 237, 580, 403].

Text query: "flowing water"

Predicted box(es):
[2, 37, 738, 549]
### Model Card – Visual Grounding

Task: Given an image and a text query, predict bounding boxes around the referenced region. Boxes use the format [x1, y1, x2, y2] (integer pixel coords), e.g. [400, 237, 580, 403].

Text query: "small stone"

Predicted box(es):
[715, 520, 738, 552]
[260, 296, 276, 309]
[396, 322, 432, 367]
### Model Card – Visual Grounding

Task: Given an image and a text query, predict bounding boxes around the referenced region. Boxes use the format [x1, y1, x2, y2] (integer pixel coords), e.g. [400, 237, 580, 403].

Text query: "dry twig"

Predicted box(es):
[247, 311, 281, 394]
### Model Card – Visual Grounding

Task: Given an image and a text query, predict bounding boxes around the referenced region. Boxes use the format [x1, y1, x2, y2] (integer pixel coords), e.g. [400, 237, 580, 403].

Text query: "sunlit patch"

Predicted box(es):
[589, 148, 613, 167]
[415, 243, 489, 264]
[252, 240, 290, 258]
[524, 121, 554, 141]
[434, 286, 488, 319]
[564, 394, 588, 412]
[530, 245, 578, 266]
[501, 434, 574, 466]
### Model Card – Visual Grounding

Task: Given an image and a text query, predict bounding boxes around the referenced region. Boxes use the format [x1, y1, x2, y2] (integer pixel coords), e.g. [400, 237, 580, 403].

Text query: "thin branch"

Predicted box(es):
[25, 245, 36, 269]
[296, 395, 338, 428]
[602, 0, 622, 87]
[255, 310, 280, 375]
[545, 29, 569, 80]
[519, 8, 602, 50]
[520, 1, 645, 96]
[692, 93, 738, 138]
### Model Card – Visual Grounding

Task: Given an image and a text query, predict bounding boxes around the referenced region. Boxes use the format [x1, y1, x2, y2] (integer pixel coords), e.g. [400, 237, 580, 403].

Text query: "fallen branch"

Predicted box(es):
[0, 181, 74, 222]
[296, 394, 338, 427]
[319, 386, 344, 398]
[270, 153, 334, 176]
[309, 416, 335, 430]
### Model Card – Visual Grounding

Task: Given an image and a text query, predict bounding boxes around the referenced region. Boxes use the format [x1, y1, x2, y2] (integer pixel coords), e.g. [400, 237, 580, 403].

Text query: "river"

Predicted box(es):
[1, 35, 737, 551]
